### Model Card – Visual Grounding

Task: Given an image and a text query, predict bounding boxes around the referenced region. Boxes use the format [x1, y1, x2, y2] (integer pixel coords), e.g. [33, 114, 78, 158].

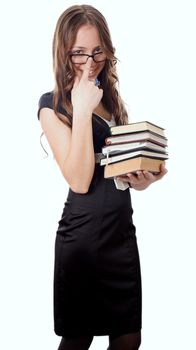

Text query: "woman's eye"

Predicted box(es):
[72, 50, 83, 54]
[94, 48, 102, 54]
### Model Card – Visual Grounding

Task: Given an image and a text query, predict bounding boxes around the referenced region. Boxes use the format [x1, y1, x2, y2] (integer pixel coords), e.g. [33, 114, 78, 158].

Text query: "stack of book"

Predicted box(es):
[100, 121, 168, 178]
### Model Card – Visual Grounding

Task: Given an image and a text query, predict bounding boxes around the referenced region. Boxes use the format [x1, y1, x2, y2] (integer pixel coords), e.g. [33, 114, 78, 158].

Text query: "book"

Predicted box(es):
[100, 149, 168, 166]
[102, 140, 166, 156]
[110, 120, 165, 137]
[104, 157, 165, 178]
[105, 130, 168, 147]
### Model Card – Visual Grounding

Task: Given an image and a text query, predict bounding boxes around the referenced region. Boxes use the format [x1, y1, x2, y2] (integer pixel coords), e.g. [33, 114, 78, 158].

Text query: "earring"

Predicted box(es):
[95, 78, 100, 87]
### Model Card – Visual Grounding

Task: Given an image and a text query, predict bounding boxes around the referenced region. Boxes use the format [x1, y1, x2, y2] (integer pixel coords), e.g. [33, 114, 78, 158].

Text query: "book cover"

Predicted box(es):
[110, 121, 165, 137]
[104, 157, 165, 178]
[100, 149, 168, 166]
[105, 130, 168, 147]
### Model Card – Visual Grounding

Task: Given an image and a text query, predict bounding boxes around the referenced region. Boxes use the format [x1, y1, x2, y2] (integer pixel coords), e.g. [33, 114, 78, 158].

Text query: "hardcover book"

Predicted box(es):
[102, 140, 166, 156]
[110, 120, 165, 137]
[100, 149, 168, 166]
[104, 157, 165, 178]
[105, 130, 168, 147]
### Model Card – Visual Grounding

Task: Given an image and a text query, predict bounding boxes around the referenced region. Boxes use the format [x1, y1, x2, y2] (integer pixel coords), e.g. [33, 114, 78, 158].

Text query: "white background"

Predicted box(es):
[0, 0, 196, 349]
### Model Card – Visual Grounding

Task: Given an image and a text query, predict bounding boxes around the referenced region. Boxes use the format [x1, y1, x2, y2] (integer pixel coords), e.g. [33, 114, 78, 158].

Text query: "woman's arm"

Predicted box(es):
[40, 109, 95, 193]
[39, 60, 103, 194]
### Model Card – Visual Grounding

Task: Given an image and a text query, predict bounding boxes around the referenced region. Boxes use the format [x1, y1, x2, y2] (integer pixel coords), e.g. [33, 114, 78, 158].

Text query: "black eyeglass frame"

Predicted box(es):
[70, 52, 106, 64]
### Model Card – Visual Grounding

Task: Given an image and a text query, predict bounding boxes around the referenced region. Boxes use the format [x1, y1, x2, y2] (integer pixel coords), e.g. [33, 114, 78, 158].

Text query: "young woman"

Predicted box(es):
[38, 5, 167, 350]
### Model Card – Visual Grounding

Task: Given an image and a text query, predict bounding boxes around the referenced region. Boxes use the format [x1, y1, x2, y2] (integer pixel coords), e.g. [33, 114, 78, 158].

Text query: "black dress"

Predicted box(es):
[38, 92, 142, 337]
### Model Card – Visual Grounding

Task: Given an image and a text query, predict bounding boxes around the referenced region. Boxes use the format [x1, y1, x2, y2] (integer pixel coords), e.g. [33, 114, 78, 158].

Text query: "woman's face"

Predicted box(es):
[70, 25, 106, 81]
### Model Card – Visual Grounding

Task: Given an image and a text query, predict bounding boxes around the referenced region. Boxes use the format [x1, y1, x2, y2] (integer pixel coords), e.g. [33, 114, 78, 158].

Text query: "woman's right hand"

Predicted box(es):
[71, 58, 103, 117]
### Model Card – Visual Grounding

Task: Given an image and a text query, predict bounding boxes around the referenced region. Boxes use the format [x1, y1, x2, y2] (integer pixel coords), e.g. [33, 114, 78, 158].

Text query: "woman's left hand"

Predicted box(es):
[116, 163, 168, 191]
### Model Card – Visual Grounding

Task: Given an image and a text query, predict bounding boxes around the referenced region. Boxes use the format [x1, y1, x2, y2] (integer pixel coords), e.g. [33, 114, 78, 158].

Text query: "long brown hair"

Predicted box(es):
[53, 4, 128, 126]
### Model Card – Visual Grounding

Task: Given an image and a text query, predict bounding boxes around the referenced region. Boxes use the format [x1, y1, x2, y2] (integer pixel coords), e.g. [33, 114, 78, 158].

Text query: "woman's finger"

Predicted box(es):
[73, 76, 80, 88]
[80, 58, 93, 82]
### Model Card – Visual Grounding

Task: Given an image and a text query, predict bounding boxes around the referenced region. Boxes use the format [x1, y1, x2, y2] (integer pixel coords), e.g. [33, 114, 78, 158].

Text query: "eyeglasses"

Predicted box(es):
[70, 52, 106, 64]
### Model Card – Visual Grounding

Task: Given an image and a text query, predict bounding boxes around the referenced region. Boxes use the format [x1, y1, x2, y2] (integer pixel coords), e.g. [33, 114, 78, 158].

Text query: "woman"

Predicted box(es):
[38, 4, 167, 350]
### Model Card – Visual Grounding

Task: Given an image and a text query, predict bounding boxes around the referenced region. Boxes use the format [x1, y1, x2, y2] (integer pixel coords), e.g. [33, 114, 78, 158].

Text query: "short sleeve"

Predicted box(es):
[37, 91, 54, 119]
[37, 91, 72, 126]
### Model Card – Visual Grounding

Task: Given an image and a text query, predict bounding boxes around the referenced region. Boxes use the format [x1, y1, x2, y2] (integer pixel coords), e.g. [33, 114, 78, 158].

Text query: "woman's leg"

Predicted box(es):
[57, 336, 93, 350]
[108, 331, 141, 350]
